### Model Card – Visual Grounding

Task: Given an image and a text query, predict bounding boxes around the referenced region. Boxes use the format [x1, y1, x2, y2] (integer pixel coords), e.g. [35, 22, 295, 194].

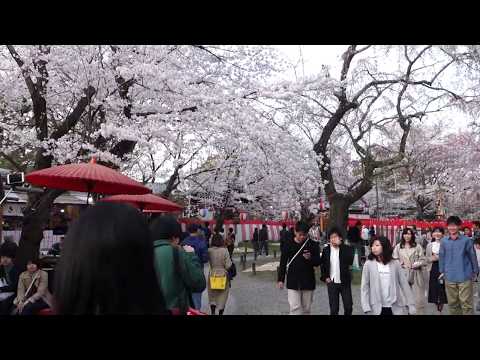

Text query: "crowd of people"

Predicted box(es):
[0, 242, 53, 315]
[1, 205, 480, 316]
[0, 203, 238, 315]
[277, 216, 480, 315]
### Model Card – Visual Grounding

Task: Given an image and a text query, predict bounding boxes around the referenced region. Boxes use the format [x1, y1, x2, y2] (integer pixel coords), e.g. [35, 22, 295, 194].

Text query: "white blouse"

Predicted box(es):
[376, 261, 393, 307]
[431, 241, 440, 255]
[330, 246, 341, 284]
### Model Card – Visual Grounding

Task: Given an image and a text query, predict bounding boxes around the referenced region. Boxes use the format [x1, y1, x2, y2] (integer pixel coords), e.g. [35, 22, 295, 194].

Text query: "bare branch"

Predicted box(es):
[354, 45, 372, 55]
[430, 58, 456, 84]
[300, 94, 334, 115]
[340, 45, 357, 83]
[340, 121, 367, 158]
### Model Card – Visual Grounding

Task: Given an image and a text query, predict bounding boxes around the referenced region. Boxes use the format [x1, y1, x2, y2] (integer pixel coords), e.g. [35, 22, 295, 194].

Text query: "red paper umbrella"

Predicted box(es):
[25, 158, 151, 199]
[100, 193, 183, 212]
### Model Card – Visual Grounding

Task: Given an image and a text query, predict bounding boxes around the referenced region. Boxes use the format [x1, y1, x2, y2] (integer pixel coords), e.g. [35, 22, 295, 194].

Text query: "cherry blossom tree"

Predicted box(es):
[367, 123, 480, 219]
[258, 45, 474, 235]
[0, 45, 284, 266]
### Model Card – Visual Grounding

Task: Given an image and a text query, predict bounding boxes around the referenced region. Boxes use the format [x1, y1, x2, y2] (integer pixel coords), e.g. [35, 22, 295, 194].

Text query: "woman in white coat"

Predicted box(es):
[361, 236, 416, 315]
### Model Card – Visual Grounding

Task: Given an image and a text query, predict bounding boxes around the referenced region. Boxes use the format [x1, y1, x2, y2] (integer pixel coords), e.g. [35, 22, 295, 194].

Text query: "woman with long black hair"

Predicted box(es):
[54, 202, 166, 314]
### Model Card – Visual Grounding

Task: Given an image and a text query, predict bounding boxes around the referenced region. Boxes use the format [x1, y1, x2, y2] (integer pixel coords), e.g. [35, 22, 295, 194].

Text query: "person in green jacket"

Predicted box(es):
[150, 216, 206, 314]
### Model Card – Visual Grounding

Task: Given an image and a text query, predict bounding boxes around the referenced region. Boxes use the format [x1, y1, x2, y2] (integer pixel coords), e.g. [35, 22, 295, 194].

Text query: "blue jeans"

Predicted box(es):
[191, 292, 203, 310]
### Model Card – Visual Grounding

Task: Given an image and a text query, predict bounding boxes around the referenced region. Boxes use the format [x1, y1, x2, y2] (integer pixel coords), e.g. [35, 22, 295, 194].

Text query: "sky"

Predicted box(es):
[274, 45, 472, 132]
[275, 45, 345, 79]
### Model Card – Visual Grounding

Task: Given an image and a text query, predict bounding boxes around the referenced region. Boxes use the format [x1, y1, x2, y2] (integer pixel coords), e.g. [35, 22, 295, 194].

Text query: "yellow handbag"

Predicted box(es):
[210, 270, 227, 290]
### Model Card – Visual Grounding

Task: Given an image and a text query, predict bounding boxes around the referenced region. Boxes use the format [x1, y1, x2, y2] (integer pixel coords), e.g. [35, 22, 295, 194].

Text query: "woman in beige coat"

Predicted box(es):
[393, 228, 427, 315]
[14, 259, 52, 315]
[208, 234, 233, 315]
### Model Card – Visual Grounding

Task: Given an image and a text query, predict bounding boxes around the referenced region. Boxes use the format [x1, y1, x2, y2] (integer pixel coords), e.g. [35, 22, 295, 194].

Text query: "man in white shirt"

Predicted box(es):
[320, 227, 355, 315]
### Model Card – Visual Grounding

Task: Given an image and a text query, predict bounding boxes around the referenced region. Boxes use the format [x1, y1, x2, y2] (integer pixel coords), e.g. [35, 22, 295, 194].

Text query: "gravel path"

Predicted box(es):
[199, 255, 480, 315]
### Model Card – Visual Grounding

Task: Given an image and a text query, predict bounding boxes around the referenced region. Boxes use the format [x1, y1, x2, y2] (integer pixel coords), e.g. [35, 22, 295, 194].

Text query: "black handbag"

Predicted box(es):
[227, 263, 237, 280]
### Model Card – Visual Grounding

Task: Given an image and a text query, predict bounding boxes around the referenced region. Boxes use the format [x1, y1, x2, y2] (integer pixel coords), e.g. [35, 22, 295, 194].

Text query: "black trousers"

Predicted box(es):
[327, 282, 353, 315]
[380, 307, 393, 316]
[259, 241, 269, 255]
[0, 294, 15, 315]
[20, 298, 49, 315]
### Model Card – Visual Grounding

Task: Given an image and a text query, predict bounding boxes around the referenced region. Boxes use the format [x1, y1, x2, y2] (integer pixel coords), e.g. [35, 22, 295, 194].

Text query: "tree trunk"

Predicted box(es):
[300, 202, 312, 223]
[214, 207, 225, 233]
[16, 189, 64, 270]
[327, 194, 351, 239]
[162, 166, 180, 198]
[416, 202, 425, 220]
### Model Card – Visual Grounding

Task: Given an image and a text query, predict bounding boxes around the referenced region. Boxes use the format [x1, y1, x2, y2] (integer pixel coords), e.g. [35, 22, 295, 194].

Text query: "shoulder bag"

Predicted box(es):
[285, 238, 310, 275]
[210, 269, 227, 290]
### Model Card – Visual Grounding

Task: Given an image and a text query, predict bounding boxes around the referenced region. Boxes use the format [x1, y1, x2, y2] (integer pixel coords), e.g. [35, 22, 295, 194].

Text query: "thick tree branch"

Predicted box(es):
[50, 86, 96, 140]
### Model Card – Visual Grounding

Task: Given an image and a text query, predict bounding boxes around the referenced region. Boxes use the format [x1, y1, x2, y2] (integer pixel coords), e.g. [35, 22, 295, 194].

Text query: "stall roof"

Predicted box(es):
[5, 190, 88, 205]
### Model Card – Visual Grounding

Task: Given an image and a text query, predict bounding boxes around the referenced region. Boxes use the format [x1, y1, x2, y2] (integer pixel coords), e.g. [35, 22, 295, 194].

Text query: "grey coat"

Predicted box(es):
[361, 259, 416, 315]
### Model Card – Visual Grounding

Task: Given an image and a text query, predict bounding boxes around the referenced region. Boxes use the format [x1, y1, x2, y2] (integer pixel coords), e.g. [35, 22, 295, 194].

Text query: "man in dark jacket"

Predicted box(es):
[151, 217, 206, 315]
[320, 227, 354, 315]
[277, 221, 321, 315]
[279, 223, 289, 253]
[0, 242, 20, 315]
[259, 224, 269, 256]
[181, 223, 208, 310]
[289, 227, 295, 240]
[347, 221, 363, 261]
[201, 222, 212, 247]
[252, 228, 259, 256]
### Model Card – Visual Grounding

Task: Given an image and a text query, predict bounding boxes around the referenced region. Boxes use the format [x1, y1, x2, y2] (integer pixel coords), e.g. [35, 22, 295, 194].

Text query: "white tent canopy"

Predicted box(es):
[2, 190, 88, 216]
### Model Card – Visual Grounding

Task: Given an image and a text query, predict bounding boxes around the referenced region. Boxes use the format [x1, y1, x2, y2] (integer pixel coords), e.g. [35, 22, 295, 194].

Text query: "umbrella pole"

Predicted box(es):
[86, 191, 90, 205]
